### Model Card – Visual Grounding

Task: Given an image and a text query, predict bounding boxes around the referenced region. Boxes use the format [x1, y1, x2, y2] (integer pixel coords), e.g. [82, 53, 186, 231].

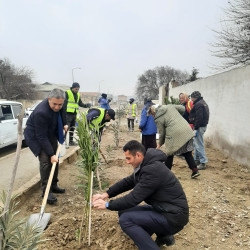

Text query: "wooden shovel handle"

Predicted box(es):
[99, 148, 108, 164]
[41, 144, 61, 207]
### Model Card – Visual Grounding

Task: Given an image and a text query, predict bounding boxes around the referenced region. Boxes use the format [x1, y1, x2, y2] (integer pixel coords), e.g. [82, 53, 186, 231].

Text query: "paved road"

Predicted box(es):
[0, 143, 69, 194]
[0, 144, 27, 158]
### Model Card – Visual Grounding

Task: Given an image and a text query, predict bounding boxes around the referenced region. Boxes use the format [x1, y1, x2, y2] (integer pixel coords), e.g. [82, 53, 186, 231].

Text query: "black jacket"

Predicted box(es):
[189, 97, 209, 130]
[24, 99, 66, 157]
[106, 148, 189, 234]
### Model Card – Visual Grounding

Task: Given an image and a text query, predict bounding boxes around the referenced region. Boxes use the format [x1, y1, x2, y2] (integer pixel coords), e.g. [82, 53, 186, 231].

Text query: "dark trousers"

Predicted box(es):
[127, 118, 135, 131]
[142, 134, 157, 151]
[38, 138, 59, 191]
[119, 205, 172, 250]
[66, 112, 76, 142]
[165, 151, 197, 171]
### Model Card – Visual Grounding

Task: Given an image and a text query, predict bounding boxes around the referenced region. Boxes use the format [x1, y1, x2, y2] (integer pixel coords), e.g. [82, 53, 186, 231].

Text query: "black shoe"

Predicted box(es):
[155, 235, 175, 247]
[69, 141, 78, 146]
[42, 192, 57, 205]
[51, 186, 66, 193]
[191, 170, 200, 179]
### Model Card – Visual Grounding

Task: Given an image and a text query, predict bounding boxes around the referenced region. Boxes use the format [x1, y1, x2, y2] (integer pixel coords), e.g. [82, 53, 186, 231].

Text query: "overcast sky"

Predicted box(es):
[0, 0, 228, 96]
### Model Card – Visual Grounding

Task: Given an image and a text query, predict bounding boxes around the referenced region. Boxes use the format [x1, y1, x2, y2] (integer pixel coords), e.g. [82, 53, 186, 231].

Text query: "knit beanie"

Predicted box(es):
[191, 91, 201, 98]
[72, 82, 80, 88]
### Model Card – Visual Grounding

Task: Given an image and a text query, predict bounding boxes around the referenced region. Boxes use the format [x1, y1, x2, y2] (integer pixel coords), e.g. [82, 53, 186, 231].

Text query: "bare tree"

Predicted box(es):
[136, 66, 189, 101]
[211, 0, 250, 70]
[0, 58, 38, 100]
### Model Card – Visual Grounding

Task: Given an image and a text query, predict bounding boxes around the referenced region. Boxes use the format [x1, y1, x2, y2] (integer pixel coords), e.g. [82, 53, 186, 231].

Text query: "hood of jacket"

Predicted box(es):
[142, 148, 167, 167]
[154, 105, 169, 120]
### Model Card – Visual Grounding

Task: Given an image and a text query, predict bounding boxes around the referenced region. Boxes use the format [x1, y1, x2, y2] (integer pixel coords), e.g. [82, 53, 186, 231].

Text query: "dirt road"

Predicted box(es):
[18, 119, 250, 249]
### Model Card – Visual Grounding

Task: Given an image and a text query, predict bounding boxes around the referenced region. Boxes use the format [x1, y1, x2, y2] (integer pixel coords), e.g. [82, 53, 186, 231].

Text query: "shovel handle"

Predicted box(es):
[99, 149, 108, 164]
[41, 144, 62, 208]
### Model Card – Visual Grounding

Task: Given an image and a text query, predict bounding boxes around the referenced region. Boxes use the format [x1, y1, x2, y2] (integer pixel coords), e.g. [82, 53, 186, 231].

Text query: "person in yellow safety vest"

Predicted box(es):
[63, 82, 90, 146]
[126, 98, 138, 132]
[86, 108, 115, 142]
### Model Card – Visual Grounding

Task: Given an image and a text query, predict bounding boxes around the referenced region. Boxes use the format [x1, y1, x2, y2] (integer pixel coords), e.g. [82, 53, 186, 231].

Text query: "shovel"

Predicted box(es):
[28, 143, 62, 231]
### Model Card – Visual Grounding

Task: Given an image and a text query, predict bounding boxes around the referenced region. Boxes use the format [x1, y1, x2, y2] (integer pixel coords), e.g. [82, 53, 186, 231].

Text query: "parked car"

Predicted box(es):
[0, 101, 28, 149]
[24, 101, 41, 117]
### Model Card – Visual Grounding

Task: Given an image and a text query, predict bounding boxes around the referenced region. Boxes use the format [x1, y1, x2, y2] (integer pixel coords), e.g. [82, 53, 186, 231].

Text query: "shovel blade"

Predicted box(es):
[28, 213, 51, 231]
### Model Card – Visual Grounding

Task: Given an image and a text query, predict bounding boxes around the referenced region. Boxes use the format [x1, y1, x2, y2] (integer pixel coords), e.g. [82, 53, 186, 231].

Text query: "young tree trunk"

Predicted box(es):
[0, 110, 24, 249]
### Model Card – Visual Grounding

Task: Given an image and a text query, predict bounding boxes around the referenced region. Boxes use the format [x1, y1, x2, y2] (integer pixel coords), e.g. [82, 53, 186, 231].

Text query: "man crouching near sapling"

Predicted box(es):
[92, 140, 189, 249]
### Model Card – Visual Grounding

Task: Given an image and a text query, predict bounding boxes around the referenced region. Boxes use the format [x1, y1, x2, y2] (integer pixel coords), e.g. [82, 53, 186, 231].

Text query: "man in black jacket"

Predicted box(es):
[189, 91, 209, 170]
[93, 140, 189, 249]
[24, 89, 68, 204]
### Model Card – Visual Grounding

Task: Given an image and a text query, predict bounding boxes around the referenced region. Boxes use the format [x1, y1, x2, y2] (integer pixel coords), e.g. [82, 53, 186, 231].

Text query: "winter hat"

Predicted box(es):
[191, 91, 201, 99]
[106, 109, 115, 120]
[144, 97, 152, 104]
[101, 93, 107, 98]
[72, 82, 80, 88]
[129, 98, 134, 102]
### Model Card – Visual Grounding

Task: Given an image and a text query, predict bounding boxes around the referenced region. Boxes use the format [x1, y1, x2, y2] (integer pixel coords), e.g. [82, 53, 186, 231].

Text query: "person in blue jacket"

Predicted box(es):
[139, 98, 157, 150]
[98, 93, 111, 109]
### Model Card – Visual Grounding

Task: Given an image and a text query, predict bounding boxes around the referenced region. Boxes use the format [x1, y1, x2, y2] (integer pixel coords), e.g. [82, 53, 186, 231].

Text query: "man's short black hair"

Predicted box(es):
[123, 140, 146, 156]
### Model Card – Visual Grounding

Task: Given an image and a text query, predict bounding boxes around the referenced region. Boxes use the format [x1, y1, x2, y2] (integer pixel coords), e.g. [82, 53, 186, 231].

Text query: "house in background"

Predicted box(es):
[37, 82, 70, 99]
[80, 92, 99, 106]
[117, 95, 127, 103]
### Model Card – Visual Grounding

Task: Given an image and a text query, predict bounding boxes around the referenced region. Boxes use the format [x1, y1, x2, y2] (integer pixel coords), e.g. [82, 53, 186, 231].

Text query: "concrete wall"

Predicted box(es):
[167, 65, 250, 167]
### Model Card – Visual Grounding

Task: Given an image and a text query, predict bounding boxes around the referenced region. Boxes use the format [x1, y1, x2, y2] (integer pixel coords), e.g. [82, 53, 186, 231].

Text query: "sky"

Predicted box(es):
[0, 0, 228, 96]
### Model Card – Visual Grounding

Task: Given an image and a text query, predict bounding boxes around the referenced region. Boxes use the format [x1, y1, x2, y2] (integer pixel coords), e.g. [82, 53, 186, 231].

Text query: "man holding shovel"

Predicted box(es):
[24, 88, 68, 205]
[93, 140, 189, 249]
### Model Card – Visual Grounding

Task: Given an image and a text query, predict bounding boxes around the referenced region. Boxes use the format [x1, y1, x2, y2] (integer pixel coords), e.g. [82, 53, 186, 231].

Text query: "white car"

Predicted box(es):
[24, 101, 41, 117]
[0, 101, 28, 149]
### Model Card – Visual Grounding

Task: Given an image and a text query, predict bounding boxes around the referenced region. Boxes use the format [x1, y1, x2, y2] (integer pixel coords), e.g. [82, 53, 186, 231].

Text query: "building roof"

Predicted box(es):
[38, 82, 70, 92]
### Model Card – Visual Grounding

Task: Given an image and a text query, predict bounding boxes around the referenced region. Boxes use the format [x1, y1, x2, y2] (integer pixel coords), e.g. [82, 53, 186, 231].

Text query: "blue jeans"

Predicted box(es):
[194, 126, 208, 164]
[118, 205, 172, 250]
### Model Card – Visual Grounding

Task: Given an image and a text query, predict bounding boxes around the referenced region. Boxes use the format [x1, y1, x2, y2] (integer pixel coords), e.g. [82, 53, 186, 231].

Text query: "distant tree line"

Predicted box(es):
[135, 66, 190, 101]
[0, 58, 37, 100]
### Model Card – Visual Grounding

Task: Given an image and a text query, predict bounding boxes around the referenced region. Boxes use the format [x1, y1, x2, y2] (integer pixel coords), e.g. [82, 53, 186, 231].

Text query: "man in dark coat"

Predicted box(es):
[24, 88, 68, 204]
[189, 91, 210, 170]
[93, 140, 189, 249]
[64, 82, 89, 146]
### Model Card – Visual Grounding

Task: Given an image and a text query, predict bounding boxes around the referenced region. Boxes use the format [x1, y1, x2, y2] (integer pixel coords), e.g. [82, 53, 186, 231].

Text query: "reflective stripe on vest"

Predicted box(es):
[127, 103, 136, 116]
[89, 108, 106, 129]
[66, 90, 80, 113]
[186, 100, 192, 113]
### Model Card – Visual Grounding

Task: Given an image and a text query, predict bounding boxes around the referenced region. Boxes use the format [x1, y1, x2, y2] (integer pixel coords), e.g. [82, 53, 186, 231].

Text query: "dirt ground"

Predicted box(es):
[18, 118, 250, 250]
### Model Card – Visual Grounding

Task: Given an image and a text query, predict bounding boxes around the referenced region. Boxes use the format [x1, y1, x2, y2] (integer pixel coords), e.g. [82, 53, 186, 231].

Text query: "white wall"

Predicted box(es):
[167, 65, 250, 167]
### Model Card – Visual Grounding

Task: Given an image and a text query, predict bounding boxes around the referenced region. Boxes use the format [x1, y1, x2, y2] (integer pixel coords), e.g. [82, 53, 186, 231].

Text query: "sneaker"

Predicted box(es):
[69, 141, 78, 146]
[52, 186, 66, 193]
[198, 163, 207, 170]
[155, 235, 175, 247]
[191, 170, 200, 178]
[194, 160, 200, 165]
